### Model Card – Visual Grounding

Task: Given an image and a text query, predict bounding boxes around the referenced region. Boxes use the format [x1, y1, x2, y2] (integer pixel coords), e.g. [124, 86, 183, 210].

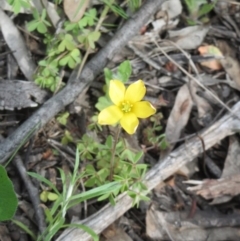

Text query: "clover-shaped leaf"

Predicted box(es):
[7, 0, 31, 14]
[78, 8, 97, 28]
[78, 30, 100, 49]
[40, 190, 59, 203]
[88, 31, 100, 49]
[59, 49, 81, 68]
[58, 34, 76, 52]
[27, 9, 51, 34]
[0, 165, 18, 221]
[71, 48, 81, 62]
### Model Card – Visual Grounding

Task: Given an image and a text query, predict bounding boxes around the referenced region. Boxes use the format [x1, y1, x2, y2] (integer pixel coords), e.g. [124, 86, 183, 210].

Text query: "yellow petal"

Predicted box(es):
[125, 80, 146, 103]
[132, 101, 156, 118]
[109, 80, 125, 106]
[120, 113, 139, 134]
[98, 106, 123, 125]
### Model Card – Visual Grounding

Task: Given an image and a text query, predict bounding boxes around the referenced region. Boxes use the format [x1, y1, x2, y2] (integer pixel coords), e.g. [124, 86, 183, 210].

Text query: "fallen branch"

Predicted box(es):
[0, 0, 166, 163]
[57, 101, 240, 241]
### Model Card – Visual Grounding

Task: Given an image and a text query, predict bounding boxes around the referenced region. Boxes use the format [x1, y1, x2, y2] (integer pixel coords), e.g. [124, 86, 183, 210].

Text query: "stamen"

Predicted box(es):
[121, 100, 133, 113]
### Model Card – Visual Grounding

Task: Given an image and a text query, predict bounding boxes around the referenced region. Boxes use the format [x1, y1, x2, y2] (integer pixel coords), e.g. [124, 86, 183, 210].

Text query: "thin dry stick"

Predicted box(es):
[14, 155, 46, 233]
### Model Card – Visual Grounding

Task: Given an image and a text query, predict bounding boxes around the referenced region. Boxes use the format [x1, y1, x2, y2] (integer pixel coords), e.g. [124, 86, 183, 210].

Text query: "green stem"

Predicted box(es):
[109, 126, 121, 181]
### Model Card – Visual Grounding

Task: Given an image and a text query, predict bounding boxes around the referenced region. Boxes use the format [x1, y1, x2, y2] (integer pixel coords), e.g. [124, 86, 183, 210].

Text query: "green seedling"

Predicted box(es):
[7, 0, 31, 14]
[184, 0, 217, 24]
[27, 9, 51, 34]
[25, 149, 122, 241]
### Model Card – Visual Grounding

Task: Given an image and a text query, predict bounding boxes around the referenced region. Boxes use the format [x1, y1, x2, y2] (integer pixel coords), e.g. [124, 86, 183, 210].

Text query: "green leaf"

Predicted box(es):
[85, 164, 95, 174]
[40, 190, 48, 202]
[64, 223, 99, 241]
[117, 60, 132, 83]
[28, 172, 60, 195]
[70, 49, 81, 62]
[97, 193, 110, 201]
[78, 8, 97, 28]
[128, 0, 142, 12]
[159, 138, 168, 150]
[133, 151, 143, 163]
[37, 22, 47, 34]
[70, 181, 121, 202]
[198, 2, 215, 17]
[58, 34, 76, 52]
[44, 207, 54, 224]
[59, 55, 69, 66]
[95, 96, 112, 111]
[47, 192, 59, 201]
[105, 136, 113, 149]
[44, 217, 65, 241]
[61, 130, 74, 145]
[109, 194, 116, 205]
[27, 21, 39, 32]
[7, 0, 31, 14]
[184, 0, 198, 13]
[84, 177, 96, 187]
[68, 58, 76, 68]
[104, 68, 113, 85]
[57, 112, 69, 126]
[12, 219, 37, 240]
[88, 31, 100, 49]
[0, 165, 18, 221]
[41, 9, 47, 20]
[103, 0, 128, 19]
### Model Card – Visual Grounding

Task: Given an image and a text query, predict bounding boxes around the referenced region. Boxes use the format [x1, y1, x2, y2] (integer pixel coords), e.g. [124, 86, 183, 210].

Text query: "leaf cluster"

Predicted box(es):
[76, 132, 149, 205]
[25, 150, 119, 241]
[144, 113, 168, 150]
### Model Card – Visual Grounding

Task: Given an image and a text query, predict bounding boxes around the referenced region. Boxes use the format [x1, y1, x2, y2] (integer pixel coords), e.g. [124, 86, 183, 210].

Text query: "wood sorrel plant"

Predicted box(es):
[89, 63, 156, 205]
[53, 60, 161, 207]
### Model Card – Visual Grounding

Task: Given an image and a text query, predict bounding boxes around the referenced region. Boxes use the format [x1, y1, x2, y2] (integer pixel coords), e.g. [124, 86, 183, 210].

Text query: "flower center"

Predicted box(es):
[121, 100, 133, 113]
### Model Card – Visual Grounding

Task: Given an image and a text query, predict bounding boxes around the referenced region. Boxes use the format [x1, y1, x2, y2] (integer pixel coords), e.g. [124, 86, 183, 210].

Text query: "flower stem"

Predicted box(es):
[109, 126, 121, 181]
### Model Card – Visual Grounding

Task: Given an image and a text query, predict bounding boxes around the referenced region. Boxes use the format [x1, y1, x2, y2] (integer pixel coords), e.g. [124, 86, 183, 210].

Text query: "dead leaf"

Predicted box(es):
[164, 84, 193, 150]
[102, 225, 133, 241]
[220, 56, 240, 90]
[64, 0, 90, 23]
[168, 25, 209, 50]
[198, 45, 223, 70]
[189, 81, 212, 125]
[152, 0, 182, 31]
[216, 40, 240, 90]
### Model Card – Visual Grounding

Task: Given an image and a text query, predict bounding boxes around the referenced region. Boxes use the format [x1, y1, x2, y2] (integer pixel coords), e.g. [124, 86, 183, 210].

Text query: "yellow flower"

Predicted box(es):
[98, 80, 156, 134]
